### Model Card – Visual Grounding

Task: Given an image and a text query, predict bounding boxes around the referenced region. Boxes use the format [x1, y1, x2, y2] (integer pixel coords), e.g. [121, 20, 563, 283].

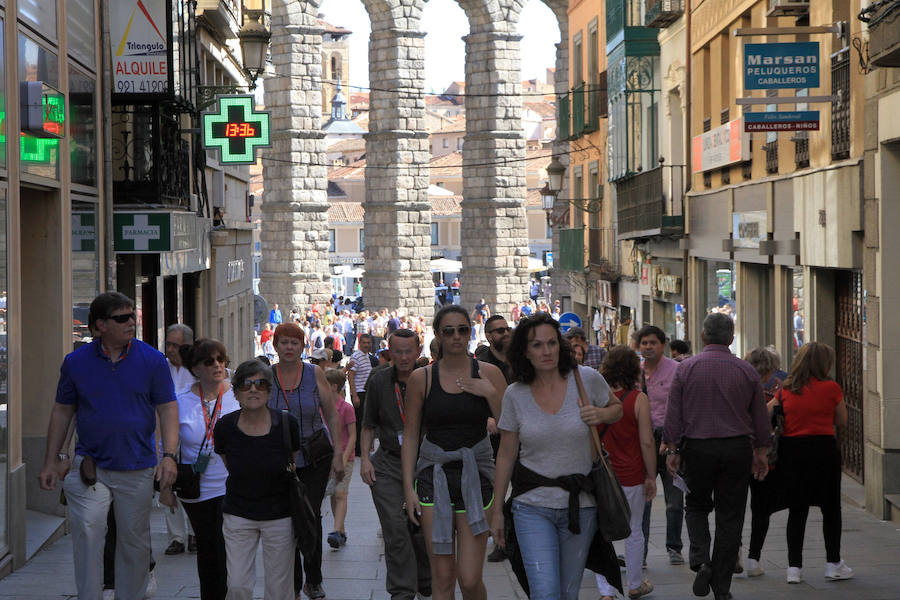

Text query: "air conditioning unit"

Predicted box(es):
[767, 0, 809, 18]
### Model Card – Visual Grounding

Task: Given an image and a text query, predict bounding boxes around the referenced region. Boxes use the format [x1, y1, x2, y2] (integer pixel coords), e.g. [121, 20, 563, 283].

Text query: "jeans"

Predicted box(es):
[294, 456, 331, 592]
[182, 496, 228, 600]
[597, 484, 646, 594]
[64, 455, 154, 600]
[682, 437, 752, 597]
[512, 500, 597, 600]
[223, 514, 294, 600]
[642, 430, 684, 558]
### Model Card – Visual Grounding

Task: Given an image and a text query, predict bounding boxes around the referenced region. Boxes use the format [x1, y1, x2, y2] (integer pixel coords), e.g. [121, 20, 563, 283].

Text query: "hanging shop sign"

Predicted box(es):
[72, 212, 96, 252]
[691, 118, 751, 173]
[110, 0, 171, 96]
[744, 42, 820, 90]
[733, 210, 768, 249]
[744, 110, 820, 132]
[114, 211, 201, 253]
[202, 95, 272, 165]
[657, 275, 682, 295]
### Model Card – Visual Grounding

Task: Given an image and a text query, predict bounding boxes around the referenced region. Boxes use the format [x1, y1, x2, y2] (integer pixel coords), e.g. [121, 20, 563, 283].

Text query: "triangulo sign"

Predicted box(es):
[744, 42, 820, 90]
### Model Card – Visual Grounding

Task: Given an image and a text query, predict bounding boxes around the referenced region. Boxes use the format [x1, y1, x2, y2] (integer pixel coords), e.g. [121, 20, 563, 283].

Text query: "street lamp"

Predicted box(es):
[541, 183, 555, 227]
[238, 8, 271, 90]
[547, 155, 566, 195]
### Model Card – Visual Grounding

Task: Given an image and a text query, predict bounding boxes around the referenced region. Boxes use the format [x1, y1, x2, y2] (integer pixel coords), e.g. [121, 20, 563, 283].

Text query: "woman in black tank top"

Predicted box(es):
[401, 305, 507, 600]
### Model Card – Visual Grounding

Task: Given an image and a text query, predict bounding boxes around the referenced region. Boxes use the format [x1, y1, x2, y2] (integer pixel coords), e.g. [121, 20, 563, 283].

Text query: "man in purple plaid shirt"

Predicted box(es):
[662, 313, 770, 600]
[564, 326, 606, 370]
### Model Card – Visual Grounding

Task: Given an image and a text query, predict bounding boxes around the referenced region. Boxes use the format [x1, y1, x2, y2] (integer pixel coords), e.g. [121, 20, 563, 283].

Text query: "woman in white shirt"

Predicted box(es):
[161, 338, 239, 600]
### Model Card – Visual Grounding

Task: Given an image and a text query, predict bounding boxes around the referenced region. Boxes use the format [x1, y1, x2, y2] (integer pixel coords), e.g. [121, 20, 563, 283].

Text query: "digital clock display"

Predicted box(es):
[224, 122, 257, 138]
[201, 95, 271, 164]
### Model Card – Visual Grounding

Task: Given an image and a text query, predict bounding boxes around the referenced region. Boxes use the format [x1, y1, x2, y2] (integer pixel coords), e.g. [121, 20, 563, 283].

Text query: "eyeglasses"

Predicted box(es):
[202, 356, 228, 366]
[440, 325, 471, 337]
[237, 378, 271, 392]
[486, 326, 511, 335]
[106, 312, 136, 324]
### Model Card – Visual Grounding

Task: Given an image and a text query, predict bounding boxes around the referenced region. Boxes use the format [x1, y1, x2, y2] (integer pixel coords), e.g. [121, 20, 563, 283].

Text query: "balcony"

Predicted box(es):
[863, 2, 900, 67]
[558, 81, 608, 140]
[196, 0, 241, 38]
[615, 165, 684, 239]
[645, 0, 684, 29]
[767, 0, 809, 18]
[831, 47, 850, 160]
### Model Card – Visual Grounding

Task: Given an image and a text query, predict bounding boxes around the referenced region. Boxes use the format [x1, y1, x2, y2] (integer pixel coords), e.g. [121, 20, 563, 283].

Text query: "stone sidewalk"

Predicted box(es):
[1, 463, 899, 599]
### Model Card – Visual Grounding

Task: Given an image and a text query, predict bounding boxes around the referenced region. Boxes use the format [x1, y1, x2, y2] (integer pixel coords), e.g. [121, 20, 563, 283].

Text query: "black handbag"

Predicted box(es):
[768, 390, 785, 465]
[301, 427, 333, 466]
[173, 461, 201, 500]
[281, 411, 318, 555]
[573, 368, 632, 542]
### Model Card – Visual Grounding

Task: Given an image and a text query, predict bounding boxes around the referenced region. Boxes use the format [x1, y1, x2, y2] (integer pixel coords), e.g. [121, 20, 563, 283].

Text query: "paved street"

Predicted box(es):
[1, 464, 898, 599]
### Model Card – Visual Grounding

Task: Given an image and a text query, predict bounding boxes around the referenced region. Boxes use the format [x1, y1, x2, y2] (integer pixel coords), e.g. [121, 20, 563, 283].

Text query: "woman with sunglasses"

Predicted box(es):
[214, 359, 300, 600]
[160, 339, 238, 600]
[402, 305, 506, 600]
[268, 323, 343, 600]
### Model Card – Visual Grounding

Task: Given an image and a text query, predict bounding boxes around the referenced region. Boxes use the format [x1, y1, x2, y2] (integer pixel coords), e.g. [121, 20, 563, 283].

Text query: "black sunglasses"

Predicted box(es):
[106, 312, 136, 324]
[202, 356, 228, 366]
[440, 325, 471, 337]
[486, 326, 511, 335]
[237, 378, 271, 392]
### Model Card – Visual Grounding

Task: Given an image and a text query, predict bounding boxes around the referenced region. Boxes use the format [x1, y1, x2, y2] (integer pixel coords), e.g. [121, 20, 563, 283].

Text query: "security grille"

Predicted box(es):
[835, 270, 864, 482]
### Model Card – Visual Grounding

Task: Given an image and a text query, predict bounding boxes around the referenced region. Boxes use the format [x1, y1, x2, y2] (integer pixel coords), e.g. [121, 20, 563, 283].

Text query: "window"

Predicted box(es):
[0, 20, 5, 172]
[588, 162, 600, 229]
[431, 222, 439, 245]
[19, 34, 60, 181]
[0, 186, 8, 555]
[573, 166, 584, 229]
[442, 138, 449, 149]
[572, 31, 583, 86]
[328, 229, 336, 252]
[67, 0, 96, 69]
[69, 66, 96, 187]
[72, 197, 100, 345]
[19, 0, 57, 40]
[358, 229, 365, 252]
[457, 138, 463, 151]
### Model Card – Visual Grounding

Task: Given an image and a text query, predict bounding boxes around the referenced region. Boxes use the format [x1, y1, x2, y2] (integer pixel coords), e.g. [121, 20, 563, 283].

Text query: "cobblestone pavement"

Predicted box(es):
[1, 462, 899, 599]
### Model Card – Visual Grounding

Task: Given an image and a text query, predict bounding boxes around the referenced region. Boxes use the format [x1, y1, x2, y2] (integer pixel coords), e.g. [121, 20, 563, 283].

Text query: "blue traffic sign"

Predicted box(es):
[558, 312, 582, 333]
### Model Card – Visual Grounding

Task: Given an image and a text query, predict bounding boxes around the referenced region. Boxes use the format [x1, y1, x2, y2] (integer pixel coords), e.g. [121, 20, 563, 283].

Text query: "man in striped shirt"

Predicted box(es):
[349, 334, 375, 456]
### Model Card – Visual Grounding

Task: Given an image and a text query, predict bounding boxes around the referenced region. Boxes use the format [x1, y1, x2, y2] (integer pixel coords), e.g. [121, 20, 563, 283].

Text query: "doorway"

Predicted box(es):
[835, 270, 864, 482]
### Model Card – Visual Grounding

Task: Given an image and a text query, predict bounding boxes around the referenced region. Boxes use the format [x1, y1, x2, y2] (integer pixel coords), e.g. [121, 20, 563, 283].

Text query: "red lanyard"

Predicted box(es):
[199, 383, 224, 450]
[394, 382, 406, 424]
[276, 364, 300, 410]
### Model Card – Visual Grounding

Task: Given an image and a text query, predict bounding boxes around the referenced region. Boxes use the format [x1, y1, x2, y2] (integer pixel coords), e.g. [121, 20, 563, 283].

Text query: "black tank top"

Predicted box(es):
[422, 358, 491, 451]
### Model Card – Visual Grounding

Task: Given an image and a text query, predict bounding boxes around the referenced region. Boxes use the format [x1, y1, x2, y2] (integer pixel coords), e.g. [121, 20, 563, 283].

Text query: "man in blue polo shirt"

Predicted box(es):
[38, 291, 179, 600]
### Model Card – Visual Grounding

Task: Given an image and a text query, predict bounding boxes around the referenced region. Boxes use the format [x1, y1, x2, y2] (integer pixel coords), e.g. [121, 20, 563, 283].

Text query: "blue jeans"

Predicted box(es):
[512, 500, 597, 600]
[642, 430, 684, 557]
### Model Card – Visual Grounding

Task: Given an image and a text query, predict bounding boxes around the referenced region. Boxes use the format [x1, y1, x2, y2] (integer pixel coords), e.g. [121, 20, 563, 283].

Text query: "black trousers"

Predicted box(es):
[354, 392, 366, 457]
[682, 437, 752, 597]
[182, 496, 228, 600]
[294, 457, 332, 592]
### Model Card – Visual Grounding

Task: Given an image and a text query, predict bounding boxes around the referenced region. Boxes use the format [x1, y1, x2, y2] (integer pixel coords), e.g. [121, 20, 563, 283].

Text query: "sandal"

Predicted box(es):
[600, 596, 616, 600]
[628, 580, 654, 599]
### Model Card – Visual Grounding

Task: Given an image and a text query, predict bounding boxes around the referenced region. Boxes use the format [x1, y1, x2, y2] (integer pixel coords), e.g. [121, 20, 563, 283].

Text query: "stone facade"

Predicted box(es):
[262, 0, 568, 319]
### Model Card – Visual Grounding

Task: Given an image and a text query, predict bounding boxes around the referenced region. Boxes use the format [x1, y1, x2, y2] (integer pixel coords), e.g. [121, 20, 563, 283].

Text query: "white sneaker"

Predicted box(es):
[144, 571, 157, 598]
[824, 560, 854, 580]
[786, 566, 803, 584]
[747, 558, 764, 577]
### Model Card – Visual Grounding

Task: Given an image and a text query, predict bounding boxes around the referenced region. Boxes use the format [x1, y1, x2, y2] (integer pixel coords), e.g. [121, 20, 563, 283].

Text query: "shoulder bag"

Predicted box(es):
[172, 453, 201, 500]
[573, 367, 632, 541]
[277, 364, 334, 466]
[281, 411, 318, 555]
[768, 389, 785, 465]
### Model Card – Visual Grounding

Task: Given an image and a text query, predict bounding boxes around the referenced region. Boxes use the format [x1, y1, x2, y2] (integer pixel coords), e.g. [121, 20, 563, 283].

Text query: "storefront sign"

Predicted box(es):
[111, 0, 170, 95]
[226, 259, 245, 284]
[733, 210, 767, 249]
[202, 95, 271, 165]
[72, 212, 96, 252]
[744, 42, 820, 90]
[744, 110, 820, 132]
[692, 118, 750, 173]
[657, 274, 681, 295]
[20, 82, 65, 138]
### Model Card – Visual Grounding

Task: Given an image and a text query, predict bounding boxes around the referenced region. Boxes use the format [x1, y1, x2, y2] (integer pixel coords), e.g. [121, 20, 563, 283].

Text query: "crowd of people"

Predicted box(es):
[36, 290, 854, 600]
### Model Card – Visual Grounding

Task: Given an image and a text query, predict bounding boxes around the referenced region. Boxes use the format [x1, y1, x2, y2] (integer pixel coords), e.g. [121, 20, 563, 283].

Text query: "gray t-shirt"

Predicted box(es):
[498, 365, 611, 509]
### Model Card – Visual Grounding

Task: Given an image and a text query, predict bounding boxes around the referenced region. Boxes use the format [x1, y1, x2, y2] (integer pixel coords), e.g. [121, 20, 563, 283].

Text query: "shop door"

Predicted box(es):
[835, 270, 864, 482]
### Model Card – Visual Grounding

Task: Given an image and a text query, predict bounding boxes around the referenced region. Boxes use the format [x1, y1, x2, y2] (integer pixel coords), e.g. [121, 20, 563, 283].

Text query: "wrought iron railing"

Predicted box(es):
[765, 139, 779, 173]
[616, 165, 684, 238]
[794, 132, 810, 168]
[645, 0, 685, 28]
[831, 47, 850, 160]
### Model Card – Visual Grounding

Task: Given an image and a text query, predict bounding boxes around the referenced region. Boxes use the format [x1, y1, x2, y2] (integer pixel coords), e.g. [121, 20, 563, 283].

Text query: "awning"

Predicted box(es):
[430, 258, 462, 273]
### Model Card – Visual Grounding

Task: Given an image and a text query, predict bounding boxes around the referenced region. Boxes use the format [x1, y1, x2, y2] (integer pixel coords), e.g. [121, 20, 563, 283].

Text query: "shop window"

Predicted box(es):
[328, 229, 335, 252]
[18, 34, 60, 181]
[0, 186, 7, 556]
[67, 0, 95, 69]
[69, 66, 96, 187]
[0, 20, 5, 172]
[431, 222, 439, 245]
[72, 197, 100, 347]
[700, 260, 737, 352]
[790, 267, 805, 364]
[19, 0, 57, 40]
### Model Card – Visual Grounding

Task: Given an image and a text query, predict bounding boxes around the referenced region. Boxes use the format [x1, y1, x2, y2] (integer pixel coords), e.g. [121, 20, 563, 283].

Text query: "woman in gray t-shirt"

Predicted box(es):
[491, 312, 622, 600]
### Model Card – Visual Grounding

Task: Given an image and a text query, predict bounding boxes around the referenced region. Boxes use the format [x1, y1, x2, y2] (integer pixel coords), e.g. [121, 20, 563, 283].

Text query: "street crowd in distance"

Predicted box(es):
[37, 288, 853, 600]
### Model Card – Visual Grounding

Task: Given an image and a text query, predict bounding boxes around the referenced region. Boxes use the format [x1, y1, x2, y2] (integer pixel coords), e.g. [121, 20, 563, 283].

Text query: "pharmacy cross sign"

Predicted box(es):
[201, 95, 271, 164]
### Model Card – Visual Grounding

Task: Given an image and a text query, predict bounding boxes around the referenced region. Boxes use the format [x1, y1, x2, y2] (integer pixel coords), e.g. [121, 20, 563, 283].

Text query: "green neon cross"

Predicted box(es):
[202, 95, 271, 165]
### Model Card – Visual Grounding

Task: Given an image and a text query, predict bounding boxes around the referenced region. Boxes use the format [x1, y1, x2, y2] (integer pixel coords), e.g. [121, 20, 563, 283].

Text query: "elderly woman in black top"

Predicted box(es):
[214, 359, 299, 600]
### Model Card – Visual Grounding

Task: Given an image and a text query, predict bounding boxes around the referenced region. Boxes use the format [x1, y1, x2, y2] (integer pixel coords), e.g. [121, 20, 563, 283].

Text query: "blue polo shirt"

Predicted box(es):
[55, 338, 176, 470]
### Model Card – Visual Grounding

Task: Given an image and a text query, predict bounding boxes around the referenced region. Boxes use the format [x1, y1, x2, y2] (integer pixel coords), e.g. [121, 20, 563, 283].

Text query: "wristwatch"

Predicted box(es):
[664, 448, 679, 456]
[57, 453, 69, 461]
[162, 452, 177, 461]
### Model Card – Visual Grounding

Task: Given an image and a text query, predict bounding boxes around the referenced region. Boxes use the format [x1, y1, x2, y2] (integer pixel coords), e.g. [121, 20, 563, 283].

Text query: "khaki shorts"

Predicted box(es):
[332, 460, 354, 494]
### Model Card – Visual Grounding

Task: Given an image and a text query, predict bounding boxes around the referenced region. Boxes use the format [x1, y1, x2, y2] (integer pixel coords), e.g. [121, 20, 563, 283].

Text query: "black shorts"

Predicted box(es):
[415, 463, 493, 513]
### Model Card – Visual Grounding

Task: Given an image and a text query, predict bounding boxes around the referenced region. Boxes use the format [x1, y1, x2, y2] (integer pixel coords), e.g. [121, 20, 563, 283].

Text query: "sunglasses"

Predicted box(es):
[237, 378, 271, 392]
[202, 356, 228, 366]
[440, 325, 471, 337]
[487, 326, 511, 335]
[106, 312, 136, 324]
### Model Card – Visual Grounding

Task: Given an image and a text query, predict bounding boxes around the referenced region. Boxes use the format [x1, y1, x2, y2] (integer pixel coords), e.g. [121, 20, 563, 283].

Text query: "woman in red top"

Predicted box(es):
[594, 346, 657, 600]
[778, 342, 851, 584]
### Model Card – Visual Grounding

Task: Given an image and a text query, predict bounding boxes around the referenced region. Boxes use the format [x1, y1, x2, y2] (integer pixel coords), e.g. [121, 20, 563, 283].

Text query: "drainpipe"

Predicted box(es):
[682, 4, 692, 343]
[101, 0, 116, 291]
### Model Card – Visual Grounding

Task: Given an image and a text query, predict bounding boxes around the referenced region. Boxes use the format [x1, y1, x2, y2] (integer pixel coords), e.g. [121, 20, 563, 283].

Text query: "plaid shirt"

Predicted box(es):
[663, 344, 770, 447]
[585, 344, 607, 371]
